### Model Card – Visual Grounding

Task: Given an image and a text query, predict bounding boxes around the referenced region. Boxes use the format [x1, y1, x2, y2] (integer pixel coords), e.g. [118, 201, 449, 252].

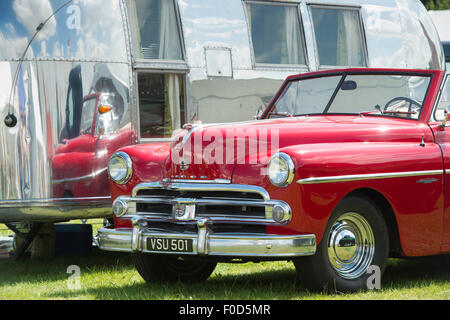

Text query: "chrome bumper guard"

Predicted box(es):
[97, 182, 316, 258]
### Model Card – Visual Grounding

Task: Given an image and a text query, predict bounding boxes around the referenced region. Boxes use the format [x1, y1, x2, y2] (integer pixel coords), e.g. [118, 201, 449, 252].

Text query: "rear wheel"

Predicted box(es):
[131, 253, 217, 283]
[294, 195, 389, 292]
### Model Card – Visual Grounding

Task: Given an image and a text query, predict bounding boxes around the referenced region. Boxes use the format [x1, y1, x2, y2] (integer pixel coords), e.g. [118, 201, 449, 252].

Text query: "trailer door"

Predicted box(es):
[127, 0, 187, 141]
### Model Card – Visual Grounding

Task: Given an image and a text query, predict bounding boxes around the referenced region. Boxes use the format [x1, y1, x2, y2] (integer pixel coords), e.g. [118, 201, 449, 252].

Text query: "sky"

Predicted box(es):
[0, 0, 128, 62]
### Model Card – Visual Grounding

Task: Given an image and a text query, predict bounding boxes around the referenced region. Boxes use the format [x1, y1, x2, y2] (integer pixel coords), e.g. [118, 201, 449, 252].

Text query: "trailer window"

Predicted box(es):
[310, 6, 366, 67]
[130, 0, 183, 60]
[246, 2, 306, 66]
[138, 73, 185, 139]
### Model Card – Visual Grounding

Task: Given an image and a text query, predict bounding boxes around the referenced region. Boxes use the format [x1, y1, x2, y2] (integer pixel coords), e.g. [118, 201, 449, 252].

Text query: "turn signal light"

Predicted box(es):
[99, 104, 112, 114]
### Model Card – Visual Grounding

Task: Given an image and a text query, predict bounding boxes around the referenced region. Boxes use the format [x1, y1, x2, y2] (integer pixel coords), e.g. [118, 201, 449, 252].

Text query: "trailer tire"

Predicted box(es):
[294, 195, 389, 292]
[131, 253, 217, 283]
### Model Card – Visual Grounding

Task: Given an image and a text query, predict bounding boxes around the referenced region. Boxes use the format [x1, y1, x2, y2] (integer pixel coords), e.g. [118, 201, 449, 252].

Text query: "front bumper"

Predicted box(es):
[98, 223, 316, 258]
[98, 181, 316, 258]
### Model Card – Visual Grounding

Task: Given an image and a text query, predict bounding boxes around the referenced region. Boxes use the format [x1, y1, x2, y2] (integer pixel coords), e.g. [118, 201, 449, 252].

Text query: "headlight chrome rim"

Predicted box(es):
[268, 152, 295, 188]
[108, 151, 133, 185]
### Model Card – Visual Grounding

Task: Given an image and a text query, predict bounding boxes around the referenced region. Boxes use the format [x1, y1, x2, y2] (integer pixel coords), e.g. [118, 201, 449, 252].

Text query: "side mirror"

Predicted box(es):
[439, 106, 450, 128]
[254, 106, 264, 120]
[341, 80, 357, 91]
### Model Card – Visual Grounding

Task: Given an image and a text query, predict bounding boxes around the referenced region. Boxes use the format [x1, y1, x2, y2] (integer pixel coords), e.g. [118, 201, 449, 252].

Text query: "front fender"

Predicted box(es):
[109, 143, 170, 229]
[109, 143, 171, 199]
[234, 142, 444, 256]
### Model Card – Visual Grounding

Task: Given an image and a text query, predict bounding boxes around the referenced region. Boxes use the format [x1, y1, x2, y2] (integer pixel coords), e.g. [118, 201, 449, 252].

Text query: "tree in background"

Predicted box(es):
[421, 0, 450, 10]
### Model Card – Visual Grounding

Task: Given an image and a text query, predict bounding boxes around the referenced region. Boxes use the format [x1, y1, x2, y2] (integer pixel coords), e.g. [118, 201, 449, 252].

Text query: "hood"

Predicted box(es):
[166, 115, 430, 181]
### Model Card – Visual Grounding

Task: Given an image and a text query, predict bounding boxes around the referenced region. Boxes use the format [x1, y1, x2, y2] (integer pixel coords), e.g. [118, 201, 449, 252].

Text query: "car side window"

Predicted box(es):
[435, 76, 450, 122]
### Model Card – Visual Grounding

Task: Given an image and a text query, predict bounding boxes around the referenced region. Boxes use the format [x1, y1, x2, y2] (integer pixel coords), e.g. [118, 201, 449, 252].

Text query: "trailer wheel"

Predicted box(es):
[131, 253, 217, 283]
[294, 195, 389, 292]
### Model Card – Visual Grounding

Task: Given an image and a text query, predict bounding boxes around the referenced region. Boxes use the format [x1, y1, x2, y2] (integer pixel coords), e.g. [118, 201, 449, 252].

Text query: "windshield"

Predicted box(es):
[267, 73, 431, 120]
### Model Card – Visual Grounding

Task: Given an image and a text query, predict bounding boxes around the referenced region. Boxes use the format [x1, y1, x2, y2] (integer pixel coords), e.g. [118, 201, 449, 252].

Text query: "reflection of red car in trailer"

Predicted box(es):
[52, 92, 133, 198]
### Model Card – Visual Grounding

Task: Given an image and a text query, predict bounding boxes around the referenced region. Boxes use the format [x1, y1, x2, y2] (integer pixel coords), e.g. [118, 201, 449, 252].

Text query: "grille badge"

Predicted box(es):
[172, 199, 196, 221]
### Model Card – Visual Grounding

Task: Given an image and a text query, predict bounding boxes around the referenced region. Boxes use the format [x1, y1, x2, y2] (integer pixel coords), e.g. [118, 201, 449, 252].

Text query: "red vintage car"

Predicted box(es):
[98, 68, 450, 292]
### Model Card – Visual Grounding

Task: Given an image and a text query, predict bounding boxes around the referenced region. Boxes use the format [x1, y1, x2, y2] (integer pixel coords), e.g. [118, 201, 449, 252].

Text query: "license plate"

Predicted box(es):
[147, 237, 194, 253]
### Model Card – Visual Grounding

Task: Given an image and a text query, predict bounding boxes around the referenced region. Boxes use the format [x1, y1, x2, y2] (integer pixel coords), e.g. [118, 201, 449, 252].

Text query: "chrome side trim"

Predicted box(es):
[297, 170, 443, 185]
[97, 227, 316, 258]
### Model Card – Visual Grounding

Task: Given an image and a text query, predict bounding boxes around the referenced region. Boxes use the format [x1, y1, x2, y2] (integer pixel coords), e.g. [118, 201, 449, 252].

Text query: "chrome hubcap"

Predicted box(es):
[328, 212, 375, 279]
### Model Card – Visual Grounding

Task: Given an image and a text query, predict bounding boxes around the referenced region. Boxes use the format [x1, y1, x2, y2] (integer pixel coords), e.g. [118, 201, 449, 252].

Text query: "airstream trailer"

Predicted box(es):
[0, 0, 444, 230]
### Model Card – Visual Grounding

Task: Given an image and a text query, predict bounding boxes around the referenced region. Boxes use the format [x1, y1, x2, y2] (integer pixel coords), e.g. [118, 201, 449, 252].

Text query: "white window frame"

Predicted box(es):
[307, 3, 369, 69]
[126, 0, 188, 71]
[243, 0, 309, 71]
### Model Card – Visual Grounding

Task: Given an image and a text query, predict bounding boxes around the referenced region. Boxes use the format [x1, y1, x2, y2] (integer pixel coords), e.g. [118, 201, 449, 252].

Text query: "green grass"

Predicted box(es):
[0, 225, 14, 237]
[0, 249, 449, 300]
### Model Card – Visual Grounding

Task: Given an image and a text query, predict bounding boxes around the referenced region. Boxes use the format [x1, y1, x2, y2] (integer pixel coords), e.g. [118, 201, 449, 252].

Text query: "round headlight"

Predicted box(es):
[267, 152, 295, 187]
[112, 198, 128, 217]
[108, 152, 133, 184]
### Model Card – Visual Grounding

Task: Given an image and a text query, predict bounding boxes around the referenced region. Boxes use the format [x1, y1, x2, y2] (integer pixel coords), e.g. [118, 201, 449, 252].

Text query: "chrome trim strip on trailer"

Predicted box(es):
[0, 197, 111, 223]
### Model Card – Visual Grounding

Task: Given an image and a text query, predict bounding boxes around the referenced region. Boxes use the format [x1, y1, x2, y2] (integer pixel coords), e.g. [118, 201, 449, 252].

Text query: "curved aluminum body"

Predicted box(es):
[0, 0, 444, 222]
[0, 0, 133, 221]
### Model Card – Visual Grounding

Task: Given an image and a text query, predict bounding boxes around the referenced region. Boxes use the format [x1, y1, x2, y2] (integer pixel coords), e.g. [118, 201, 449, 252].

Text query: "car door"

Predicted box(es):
[430, 74, 450, 250]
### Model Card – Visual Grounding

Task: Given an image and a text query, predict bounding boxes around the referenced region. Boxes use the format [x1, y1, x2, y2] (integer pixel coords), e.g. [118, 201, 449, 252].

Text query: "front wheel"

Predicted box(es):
[294, 195, 389, 292]
[131, 253, 217, 283]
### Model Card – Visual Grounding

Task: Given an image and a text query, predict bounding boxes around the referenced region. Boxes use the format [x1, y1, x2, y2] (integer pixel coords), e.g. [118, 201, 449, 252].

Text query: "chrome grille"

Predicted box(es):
[119, 182, 291, 226]
[135, 189, 266, 220]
